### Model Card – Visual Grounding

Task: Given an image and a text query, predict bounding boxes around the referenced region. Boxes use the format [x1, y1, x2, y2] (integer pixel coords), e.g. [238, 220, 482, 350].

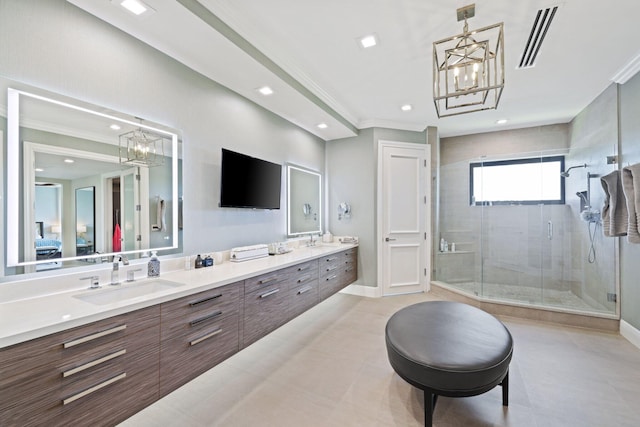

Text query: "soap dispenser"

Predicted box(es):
[195, 254, 203, 269]
[148, 251, 160, 277]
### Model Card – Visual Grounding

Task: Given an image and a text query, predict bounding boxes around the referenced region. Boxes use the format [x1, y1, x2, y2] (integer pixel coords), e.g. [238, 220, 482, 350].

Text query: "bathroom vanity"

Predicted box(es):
[0, 245, 358, 426]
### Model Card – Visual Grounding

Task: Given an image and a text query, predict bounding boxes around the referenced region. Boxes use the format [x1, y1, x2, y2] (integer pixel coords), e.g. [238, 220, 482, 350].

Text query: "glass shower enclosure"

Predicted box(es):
[435, 149, 617, 317]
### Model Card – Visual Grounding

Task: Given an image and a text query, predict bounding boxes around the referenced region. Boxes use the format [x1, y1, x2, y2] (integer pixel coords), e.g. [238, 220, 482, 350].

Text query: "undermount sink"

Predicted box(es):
[74, 279, 184, 306]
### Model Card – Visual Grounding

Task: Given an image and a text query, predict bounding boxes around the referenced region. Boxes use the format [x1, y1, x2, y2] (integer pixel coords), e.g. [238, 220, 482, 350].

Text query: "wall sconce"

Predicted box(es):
[338, 202, 351, 220]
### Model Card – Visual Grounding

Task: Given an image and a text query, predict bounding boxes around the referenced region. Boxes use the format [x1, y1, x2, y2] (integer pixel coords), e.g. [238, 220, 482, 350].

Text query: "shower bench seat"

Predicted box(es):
[385, 301, 513, 426]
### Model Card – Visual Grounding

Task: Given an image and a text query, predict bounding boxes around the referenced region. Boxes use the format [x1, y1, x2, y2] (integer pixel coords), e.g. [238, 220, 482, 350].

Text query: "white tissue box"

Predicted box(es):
[230, 244, 269, 262]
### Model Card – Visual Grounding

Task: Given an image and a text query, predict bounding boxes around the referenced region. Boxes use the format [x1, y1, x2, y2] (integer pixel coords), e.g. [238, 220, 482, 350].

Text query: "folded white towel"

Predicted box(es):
[152, 198, 166, 231]
[600, 170, 628, 237]
[622, 163, 640, 243]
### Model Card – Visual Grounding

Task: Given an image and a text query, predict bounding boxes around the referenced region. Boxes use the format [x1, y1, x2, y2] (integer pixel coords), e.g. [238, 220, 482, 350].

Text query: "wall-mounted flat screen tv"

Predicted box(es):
[220, 148, 282, 209]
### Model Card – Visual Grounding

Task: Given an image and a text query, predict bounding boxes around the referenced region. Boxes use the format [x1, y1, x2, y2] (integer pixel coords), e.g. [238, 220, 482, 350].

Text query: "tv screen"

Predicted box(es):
[220, 148, 282, 209]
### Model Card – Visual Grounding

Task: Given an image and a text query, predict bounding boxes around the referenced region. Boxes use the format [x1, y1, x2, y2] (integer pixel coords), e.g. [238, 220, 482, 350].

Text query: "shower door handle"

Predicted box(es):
[547, 221, 553, 240]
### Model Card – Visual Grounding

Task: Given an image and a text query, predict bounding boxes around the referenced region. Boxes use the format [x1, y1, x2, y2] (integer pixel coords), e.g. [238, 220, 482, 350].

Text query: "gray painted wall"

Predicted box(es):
[326, 127, 427, 289]
[619, 73, 640, 330]
[0, 0, 325, 268]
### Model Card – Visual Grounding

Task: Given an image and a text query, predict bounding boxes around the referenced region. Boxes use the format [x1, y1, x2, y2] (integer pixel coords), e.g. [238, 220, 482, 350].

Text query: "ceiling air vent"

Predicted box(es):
[517, 5, 559, 69]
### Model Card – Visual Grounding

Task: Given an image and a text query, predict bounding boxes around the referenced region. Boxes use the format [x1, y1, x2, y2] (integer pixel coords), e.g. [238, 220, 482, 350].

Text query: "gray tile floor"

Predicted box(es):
[119, 292, 640, 426]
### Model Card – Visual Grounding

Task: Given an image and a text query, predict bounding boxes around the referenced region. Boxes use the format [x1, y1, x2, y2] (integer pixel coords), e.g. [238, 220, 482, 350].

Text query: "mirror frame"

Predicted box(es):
[287, 164, 322, 236]
[75, 186, 95, 257]
[7, 87, 179, 267]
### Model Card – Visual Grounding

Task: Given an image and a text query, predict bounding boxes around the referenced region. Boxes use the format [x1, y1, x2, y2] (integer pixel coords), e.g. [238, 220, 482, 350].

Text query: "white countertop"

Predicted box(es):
[0, 243, 357, 349]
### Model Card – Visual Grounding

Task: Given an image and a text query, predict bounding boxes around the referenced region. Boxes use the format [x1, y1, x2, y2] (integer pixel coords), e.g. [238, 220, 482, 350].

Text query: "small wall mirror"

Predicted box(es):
[5, 78, 181, 274]
[287, 165, 322, 236]
[75, 187, 95, 257]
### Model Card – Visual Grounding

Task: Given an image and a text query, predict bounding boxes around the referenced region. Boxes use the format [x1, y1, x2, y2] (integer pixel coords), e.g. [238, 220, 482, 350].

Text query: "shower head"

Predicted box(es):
[561, 163, 587, 177]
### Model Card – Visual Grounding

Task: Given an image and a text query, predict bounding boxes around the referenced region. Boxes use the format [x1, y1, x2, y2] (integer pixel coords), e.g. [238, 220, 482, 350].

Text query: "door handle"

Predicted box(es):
[547, 220, 553, 240]
[385, 237, 396, 242]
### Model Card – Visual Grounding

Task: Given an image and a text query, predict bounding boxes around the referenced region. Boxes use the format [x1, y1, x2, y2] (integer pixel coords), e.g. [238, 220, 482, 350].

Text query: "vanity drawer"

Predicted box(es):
[0, 333, 63, 426]
[244, 269, 287, 294]
[288, 279, 319, 319]
[161, 282, 241, 341]
[319, 271, 344, 300]
[243, 284, 288, 347]
[284, 259, 318, 277]
[160, 312, 239, 396]
[60, 359, 158, 426]
[59, 306, 160, 426]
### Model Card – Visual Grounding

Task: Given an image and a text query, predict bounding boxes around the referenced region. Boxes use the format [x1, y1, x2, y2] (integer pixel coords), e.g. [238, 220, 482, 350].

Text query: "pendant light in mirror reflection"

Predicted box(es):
[119, 119, 167, 167]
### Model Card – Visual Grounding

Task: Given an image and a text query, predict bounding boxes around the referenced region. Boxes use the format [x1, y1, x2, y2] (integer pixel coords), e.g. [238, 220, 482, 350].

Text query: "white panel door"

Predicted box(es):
[379, 141, 429, 296]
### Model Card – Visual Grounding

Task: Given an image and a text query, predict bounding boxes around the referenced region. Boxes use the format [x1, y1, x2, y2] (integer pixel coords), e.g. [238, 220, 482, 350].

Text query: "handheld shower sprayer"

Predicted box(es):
[561, 163, 587, 178]
[576, 192, 589, 206]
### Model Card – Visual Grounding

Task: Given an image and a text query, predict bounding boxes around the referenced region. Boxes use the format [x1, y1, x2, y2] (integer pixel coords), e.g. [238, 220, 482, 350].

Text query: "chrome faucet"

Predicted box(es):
[308, 233, 317, 247]
[111, 254, 129, 285]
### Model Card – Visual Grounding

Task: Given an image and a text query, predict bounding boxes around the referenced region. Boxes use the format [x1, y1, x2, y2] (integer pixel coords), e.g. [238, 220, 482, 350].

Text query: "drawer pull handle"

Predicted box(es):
[259, 288, 280, 298]
[297, 286, 313, 295]
[190, 328, 222, 346]
[189, 293, 223, 306]
[63, 325, 126, 348]
[190, 311, 223, 327]
[258, 277, 278, 285]
[326, 275, 338, 281]
[326, 266, 338, 272]
[325, 257, 337, 262]
[62, 372, 126, 405]
[297, 265, 309, 272]
[297, 275, 311, 283]
[345, 267, 354, 273]
[62, 349, 127, 378]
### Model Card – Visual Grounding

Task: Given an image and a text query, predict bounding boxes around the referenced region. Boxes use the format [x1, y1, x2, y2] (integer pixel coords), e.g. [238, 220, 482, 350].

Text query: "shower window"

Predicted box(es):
[470, 156, 565, 205]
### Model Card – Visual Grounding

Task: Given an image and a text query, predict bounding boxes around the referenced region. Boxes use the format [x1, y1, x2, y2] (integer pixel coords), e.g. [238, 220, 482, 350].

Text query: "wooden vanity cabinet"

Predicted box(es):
[319, 247, 358, 300]
[159, 282, 241, 396]
[285, 259, 319, 319]
[0, 306, 160, 427]
[59, 306, 160, 426]
[0, 333, 63, 426]
[0, 247, 357, 425]
[242, 270, 289, 348]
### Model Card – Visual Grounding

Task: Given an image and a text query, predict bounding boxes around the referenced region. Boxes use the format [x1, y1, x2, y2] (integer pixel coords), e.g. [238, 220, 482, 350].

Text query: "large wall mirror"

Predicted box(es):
[287, 165, 322, 236]
[5, 78, 182, 274]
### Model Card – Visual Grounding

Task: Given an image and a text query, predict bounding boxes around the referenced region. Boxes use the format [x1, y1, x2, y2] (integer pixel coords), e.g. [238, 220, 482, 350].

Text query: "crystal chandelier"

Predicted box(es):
[433, 4, 504, 118]
[119, 122, 165, 167]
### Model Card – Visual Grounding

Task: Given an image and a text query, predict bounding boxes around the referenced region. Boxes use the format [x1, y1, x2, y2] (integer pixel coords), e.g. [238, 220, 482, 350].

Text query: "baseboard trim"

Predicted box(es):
[620, 320, 640, 350]
[341, 284, 381, 298]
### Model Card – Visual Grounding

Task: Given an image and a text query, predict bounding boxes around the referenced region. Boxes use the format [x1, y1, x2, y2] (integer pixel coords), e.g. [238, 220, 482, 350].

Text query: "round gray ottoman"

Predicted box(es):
[385, 301, 513, 426]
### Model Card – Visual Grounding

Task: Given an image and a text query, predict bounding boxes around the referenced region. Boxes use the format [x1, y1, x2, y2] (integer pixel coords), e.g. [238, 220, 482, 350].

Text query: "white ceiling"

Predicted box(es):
[68, 0, 640, 140]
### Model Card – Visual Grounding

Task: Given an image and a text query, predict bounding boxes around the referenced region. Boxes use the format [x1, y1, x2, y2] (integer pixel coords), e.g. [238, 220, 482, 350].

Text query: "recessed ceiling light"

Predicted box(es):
[119, 0, 149, 16]
[35, 168, 44, 172]
[110, 124, 121, 130]
[64, 159, 75, 164]
[317, 123, 328, 129]
[401, 104, 413, 112]
[359, 34, 378, 49]
[496, 119, 508, 125]
[257, 86, 274, 96]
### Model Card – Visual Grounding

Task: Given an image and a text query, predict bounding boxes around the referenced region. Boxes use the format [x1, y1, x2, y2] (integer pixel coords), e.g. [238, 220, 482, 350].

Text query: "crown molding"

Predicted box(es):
[611, 50, 640, 84]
